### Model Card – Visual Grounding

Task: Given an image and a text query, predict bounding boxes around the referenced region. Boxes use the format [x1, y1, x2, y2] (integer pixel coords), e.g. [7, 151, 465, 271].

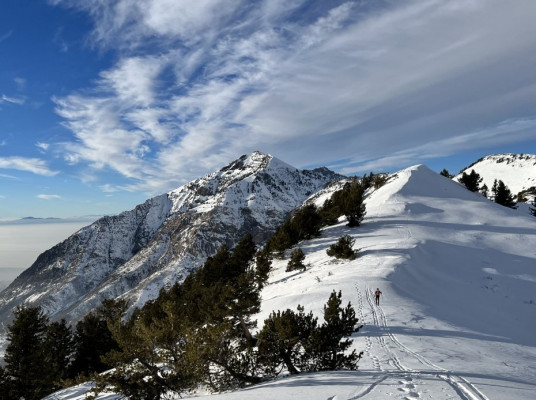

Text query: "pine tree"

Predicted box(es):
[255, 249, 272, 289]
[257, 292, 362, 376]
[0, 366, 9, 400]
[306, 291, 362, 371]
[70, 300, 123, 378]
[286, 248, 306, 272]
[491, 179, 517, 209]
[198, 244, 230, 286]
[458, 169, 483, 192]
[290, 204, 323, 240]
[326, 235, 357, 260]
[480, 183, 489, 198]
[342, 181, 367, 227]
[319, 198, 340, 226]
[99, 303, 201, 399]
[3, 305, 51, 400]
[228, 234, 257, 281]
[257, 307, 317, 375]
[44, 319, 74, 389]
[440, 169, 452, 178]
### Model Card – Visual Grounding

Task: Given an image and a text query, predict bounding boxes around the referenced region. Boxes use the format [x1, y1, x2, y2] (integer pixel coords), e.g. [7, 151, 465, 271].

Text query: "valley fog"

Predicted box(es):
[0, 221, 94, 273]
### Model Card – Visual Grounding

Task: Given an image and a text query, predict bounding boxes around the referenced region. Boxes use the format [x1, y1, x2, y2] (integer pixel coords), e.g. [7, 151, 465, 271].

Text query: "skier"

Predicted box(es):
[374, 288, 382, 306]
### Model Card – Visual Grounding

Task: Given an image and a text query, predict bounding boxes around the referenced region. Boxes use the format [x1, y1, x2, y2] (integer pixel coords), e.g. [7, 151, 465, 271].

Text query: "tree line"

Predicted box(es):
[441, 168, 528, 210]
[0, 173, 383, 400]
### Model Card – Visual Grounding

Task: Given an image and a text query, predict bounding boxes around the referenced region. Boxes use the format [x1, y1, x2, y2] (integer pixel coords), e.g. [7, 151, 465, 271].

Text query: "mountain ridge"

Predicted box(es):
[456, 153, 536, 196]
[46, 158, 536, 400]
[0, 151, 343, 326]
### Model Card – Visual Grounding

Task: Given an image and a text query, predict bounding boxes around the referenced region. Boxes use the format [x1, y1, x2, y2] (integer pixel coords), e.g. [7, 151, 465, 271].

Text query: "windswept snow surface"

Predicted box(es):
[51, 165, 536, 400]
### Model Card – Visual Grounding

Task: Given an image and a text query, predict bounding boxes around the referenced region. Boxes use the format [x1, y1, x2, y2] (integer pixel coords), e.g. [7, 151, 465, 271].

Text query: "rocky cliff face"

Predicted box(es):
[0, 152, 342, 325]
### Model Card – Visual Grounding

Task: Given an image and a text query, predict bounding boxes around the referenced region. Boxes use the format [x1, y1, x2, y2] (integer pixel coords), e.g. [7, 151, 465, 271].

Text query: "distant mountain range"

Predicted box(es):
[0, 151, 534, 328]
[0, 216, 100, 225]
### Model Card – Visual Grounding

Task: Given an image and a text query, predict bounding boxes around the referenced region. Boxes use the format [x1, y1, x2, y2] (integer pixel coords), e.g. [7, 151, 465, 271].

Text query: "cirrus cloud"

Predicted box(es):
[37, 194, 62, 200]
[0, 157, 58, 176]
[50, 0, 536, 193]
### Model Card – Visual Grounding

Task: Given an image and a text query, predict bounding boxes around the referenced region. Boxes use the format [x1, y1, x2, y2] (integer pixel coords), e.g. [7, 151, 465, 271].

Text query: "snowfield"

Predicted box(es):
[46, 165, 536, 400]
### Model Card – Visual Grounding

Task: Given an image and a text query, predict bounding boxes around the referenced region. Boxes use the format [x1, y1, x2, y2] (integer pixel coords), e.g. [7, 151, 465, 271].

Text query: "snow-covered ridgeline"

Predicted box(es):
[455, 153, 536, 196]
[49, 164, 536, 400]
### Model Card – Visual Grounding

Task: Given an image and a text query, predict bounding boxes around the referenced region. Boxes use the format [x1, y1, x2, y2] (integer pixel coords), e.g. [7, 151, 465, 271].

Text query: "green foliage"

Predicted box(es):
[360, 172, 388, 190]
[98, 302, 202, 399]
[265, 173, 377, 258]
[327, 235, 357, 260]
[0, 367, 9, 400]
[491, 179, 517, 209]
[266, 204, 323, 257]
[306, 291, 363, 371]
[257, 291, 362, 375]
[96, 234, 263, 397]
[3, 305, 53, 400]
[480, 183, 489, 198]
[458, 169, 483, 192]
[330, 180, 367, 227]
[318, 198, 340, 226]
[70, 299, 125, 378]
[255, 249, 272, 289]
[286, 248, 306, 272]
[440, 169, 453, 178]
[1, 225, 366, 399]
[194, 321, 262, 390]
[257, 306, 317, 375]
[0, 306, 79, 398]
[44, 319, 75, 389]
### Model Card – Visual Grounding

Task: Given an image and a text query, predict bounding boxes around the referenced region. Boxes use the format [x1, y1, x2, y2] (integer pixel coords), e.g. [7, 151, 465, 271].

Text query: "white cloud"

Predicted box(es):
[1, 94, 25, 105]
[0, 157, 58, 176]
[51, 0, 536, 192]
[100, 184, 119, 193]
[14, 77, 26, 90]
[36, 142, 50, 151]
[37, 194, 62, 200]
[341, 117, 536, 174]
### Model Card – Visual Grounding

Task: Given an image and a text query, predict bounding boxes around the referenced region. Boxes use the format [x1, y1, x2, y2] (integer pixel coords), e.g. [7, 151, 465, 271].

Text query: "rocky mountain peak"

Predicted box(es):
[0, 152, 342, 326]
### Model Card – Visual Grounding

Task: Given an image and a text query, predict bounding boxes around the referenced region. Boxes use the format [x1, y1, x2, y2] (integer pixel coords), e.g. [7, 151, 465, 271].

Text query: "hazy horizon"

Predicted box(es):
[0, 221, 96, 276]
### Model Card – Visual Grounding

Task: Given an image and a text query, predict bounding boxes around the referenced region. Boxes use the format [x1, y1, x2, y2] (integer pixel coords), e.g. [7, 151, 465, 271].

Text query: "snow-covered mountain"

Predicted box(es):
[455, 153, 536, 196]
[0, 151, 342, 326]
[49, 164, 536, 400]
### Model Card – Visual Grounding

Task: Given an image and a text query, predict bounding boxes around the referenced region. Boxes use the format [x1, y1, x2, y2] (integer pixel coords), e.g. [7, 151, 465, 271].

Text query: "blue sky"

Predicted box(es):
[1, 0, 535, 219]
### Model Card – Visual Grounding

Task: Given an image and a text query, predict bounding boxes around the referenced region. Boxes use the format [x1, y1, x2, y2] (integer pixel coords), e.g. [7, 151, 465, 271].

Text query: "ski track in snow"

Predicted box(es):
[349, 283, 490, 400]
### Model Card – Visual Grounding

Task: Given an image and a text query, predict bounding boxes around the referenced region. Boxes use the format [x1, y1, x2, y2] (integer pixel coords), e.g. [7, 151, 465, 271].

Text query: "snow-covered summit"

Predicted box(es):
[0, 151, 342, 325]
[455, 153, 536, 196]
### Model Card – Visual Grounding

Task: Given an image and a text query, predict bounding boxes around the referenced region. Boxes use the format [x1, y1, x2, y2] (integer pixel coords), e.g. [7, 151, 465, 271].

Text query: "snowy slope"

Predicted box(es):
[0, 152, 341, 326]
[455, 153, 536, 197]
[50, 164, 536, 400]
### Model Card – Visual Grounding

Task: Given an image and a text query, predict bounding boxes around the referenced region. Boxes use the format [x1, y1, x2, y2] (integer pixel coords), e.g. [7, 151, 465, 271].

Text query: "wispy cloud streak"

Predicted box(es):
[37, 194, 62, 200]
[1, 94, 25, 105]
[0, 157, 58, 176]
[50, 0, 536, 192]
